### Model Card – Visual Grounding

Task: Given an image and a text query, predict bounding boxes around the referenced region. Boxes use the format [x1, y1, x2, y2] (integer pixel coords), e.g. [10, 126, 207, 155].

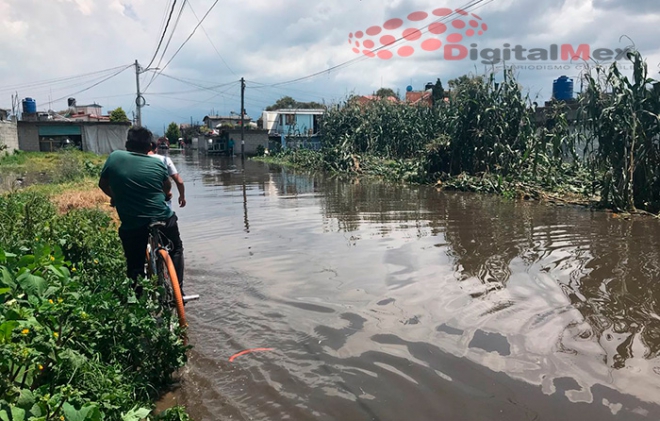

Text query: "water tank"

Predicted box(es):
[552, 76, 574, 101]
[406, 85, 413, 92]
[425, 82, 434, 90]
[67, 98, 76, 107]
[22, 98, 37, 114]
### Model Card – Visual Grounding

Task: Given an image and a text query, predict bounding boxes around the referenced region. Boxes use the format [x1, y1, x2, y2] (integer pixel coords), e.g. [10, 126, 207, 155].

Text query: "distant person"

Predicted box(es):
[228, 138, 235, 156]
[98, 127, 186, 294]
[149, 139, 187, 209]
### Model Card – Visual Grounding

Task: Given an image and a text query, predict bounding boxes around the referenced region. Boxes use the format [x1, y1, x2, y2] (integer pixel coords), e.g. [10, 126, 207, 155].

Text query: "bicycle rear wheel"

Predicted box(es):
[157, 249, 187, 339]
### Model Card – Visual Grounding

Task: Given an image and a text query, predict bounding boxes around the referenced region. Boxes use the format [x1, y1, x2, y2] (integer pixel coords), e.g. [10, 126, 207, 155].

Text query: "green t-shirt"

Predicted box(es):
[100, 150, 173, 230]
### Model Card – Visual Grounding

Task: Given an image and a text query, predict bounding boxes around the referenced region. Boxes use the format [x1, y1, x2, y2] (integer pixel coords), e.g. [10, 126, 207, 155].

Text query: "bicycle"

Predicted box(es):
[146, 221, 198, 344]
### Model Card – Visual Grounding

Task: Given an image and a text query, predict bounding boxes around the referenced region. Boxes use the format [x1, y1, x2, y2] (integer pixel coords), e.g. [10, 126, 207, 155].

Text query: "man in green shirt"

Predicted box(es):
[98, 127, 185, 294]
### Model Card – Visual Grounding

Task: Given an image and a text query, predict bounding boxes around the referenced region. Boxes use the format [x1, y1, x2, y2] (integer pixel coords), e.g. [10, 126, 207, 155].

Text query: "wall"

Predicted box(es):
[17, 122, 129, 153]
[17, 122, 40, 151]
[0, 120, 19, 154]
[204, 129, 269, 155]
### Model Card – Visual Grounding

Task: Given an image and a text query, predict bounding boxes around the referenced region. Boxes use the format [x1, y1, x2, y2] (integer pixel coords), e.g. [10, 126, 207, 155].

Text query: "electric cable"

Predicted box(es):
[49, 64, 133, 104]
[144, 0, 178, 70]
[144, 0, 220, 91]
[250, 0, 491, 88]
[186, 0, 236, 76]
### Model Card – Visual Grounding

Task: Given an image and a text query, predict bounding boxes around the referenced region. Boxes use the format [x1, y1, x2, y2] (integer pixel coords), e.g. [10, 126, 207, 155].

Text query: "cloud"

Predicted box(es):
[593, 0, 660, 14]
[121, 2, 139, 21]
[0, 0, 659, 132]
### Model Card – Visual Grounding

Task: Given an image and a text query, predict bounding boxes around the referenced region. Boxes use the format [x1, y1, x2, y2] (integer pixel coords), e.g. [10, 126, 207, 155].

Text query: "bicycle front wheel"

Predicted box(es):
[157, 249, 187, 334]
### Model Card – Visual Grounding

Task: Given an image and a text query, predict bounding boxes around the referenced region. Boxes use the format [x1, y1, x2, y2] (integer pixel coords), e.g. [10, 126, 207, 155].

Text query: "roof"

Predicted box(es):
[203, 115, 252, 121]
[405, 91, 432, 105]
[266, 108, 325, 114]
[75, 104, 102, 108]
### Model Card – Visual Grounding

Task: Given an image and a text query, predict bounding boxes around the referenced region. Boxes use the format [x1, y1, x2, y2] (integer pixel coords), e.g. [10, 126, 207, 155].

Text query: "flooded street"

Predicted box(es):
[171, 152, 660, 420]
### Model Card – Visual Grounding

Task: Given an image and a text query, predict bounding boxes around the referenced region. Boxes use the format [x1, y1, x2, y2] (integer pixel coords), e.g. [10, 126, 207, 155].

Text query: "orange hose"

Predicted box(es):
[229, 348, 274, 362]
[158, 249, 187, 338]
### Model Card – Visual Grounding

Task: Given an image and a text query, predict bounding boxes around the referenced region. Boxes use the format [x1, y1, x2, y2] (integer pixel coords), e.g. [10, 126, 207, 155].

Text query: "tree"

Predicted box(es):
[165, 122, 181, 145]
[375, 87, 398, 99]
[448, 75, 483, 90]
[431, 78, 445, 106]
[109, 107, 130, 123]
[266, 96, 325, 111]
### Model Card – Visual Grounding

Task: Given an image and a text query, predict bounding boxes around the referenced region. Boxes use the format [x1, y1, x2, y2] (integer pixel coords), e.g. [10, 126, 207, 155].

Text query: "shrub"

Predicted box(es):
[0, 192, 189, 421]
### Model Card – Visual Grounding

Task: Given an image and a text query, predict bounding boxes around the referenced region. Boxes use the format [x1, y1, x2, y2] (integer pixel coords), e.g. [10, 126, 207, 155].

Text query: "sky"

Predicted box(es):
[1, 0, 659, 135]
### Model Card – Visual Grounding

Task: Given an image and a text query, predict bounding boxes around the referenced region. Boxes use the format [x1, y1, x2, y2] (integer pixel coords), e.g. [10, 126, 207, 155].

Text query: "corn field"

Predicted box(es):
[303, 49, 660, 213]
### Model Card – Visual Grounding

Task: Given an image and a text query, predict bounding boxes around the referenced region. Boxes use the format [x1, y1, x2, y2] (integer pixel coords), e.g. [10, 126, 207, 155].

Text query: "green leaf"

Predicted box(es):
[47, 265, 65, 279]
[16, 272, 47, 296]
[16, 255, 35, 268]
[16, 389, 35, 409]
[29, 402, 45, 418]
[63, 403, 102, 421]
[121, 406, 151, 421]
[1, 267, 16, 289]
[10, 406, 26, 421]
[0, 410, 9, 421]
[0, 321, 19, 343]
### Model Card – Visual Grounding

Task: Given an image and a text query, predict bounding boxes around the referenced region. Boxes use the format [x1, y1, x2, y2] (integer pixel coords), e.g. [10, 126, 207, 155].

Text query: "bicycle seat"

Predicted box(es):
[148, 221, 167, 228]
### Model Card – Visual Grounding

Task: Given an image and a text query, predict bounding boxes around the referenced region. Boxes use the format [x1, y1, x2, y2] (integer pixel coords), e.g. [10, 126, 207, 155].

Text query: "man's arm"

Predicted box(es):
[98, 176, 114, 202]
[171, 174, 186, 207]
[163, 177, 173, 202]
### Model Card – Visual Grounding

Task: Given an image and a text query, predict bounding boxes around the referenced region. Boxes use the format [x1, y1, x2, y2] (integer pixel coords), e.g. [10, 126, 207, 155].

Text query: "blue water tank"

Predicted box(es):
[406, 85, 413, 92]
[22, 98, 37, 114]
[552, 76, 574, 101]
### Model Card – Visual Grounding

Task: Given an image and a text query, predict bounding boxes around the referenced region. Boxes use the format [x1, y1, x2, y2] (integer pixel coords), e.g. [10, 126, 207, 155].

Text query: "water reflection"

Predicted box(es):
[318, 178, 660, 373]
[173, 154, 660, 420]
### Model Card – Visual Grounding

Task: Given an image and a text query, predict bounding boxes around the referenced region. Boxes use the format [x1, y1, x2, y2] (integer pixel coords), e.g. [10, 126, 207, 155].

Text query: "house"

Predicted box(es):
[262, 109, 324, 137]
[0, 109, 18, 154]
[405, 90, 433, 106]
[200, 128, 268, 156]
[17, 120, 129, 154]
[203, 114, 252, 129]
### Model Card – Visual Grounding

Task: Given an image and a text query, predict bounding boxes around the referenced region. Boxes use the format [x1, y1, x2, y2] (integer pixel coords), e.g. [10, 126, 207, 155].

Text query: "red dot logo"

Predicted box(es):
[349, 6, 488, 60]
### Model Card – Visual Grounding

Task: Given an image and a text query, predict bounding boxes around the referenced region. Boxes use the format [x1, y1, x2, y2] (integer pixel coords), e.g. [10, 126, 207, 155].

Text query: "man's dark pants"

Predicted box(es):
[118, 213, 185, 294]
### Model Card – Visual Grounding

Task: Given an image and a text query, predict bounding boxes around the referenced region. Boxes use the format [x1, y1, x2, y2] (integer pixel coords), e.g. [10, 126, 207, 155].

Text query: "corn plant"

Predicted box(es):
[580, 50, 660, 211]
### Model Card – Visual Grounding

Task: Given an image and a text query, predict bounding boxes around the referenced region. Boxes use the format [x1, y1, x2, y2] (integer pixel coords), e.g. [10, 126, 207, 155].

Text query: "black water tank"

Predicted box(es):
[67, 98, 76, 107]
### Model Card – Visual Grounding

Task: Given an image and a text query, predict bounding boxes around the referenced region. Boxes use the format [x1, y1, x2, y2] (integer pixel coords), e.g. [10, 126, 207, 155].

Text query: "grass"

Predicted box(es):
[0, 150, 116, 221]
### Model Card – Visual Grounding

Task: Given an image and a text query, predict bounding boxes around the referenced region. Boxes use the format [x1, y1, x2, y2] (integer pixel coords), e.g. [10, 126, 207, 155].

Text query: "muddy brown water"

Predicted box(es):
[168, 152, 660, 421]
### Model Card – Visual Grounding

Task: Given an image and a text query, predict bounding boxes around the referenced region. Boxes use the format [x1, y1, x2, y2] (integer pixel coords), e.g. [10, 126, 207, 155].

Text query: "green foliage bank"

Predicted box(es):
[0, 192, 190, 421]
[264, 50, 660, 213]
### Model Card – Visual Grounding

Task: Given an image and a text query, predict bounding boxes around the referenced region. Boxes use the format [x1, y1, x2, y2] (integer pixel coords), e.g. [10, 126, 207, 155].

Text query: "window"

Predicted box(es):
[285, 114, 295, 125]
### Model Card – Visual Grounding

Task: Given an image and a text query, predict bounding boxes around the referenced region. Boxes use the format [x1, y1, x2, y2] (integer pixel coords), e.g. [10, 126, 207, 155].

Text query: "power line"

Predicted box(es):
[145, 0, 188, 89]
[50, 64, 133, 104]
[155, 0, 187, 68]
[145, 0, 178, 70]
[186, 1, 236, 76]
[144, 0, 220, 91]
[0, 65, 131, 94]
[156, 72, 238, 92]
[251, 0, 491, 88]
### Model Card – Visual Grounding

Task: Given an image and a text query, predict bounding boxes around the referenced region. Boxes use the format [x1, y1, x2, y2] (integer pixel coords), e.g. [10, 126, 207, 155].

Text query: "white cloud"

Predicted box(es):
[0, 0, 658, 131]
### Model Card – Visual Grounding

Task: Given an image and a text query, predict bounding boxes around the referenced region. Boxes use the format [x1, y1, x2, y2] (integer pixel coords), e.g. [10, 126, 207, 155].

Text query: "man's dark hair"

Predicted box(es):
[125, 127, 153, 153]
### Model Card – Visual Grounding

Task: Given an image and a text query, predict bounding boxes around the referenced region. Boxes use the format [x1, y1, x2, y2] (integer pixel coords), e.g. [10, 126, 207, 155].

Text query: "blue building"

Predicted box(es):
[263, 109, 324, 137]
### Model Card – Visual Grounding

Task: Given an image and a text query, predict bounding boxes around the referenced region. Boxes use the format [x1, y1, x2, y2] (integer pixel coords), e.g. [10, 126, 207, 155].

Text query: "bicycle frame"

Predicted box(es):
[145, 222, 188, 342]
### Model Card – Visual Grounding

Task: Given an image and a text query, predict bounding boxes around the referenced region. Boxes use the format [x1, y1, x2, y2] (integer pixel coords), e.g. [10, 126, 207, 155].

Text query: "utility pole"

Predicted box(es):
[134, 60, 143, 126]
[240, 77, 245, 158]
